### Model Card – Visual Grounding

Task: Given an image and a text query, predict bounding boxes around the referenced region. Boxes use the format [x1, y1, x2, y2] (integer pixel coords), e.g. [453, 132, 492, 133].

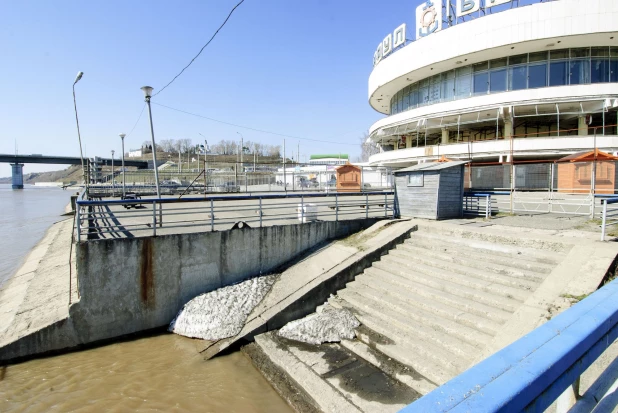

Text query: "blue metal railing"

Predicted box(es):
[463, 192, 493, 219]
[400, 278, 618, 413]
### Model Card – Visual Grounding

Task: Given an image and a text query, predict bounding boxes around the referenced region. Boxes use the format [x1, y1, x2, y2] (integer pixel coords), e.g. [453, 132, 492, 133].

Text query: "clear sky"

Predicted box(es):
[0, 0, 537, 178]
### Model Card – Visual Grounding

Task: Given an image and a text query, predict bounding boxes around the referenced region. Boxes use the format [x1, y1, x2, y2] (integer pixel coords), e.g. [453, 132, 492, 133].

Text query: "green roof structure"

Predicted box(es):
[309, 154, 349, 160]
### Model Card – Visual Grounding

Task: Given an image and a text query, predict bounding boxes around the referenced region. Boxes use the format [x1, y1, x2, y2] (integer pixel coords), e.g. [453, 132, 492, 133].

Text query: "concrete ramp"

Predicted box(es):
[201, 220, 418, 359]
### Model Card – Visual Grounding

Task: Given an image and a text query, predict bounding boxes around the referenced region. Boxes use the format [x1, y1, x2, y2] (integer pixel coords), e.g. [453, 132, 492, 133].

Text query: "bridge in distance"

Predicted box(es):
[0, 154, 148, 168]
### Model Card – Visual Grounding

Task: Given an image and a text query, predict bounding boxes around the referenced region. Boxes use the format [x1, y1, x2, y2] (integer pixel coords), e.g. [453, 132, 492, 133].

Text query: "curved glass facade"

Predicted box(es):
[390, 47, 618, 115]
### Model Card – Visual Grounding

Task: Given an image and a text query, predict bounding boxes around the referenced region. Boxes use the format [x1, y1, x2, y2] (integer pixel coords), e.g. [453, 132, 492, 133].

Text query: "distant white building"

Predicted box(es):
[128, 149, 143, 158]
[308, 154, 349, 165]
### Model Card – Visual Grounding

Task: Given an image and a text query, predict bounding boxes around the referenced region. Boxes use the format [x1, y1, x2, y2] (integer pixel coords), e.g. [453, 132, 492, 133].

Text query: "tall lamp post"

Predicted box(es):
[236, 132, 244, 169]
[111, 150, 115, 196]
[140, 86, 161, 200]
[119, 133, 126, 198]
[72, 71, 88, 192]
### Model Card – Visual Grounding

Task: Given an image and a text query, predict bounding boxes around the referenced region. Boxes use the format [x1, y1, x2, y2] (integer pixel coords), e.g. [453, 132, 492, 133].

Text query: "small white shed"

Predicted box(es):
[394, 161, 468, 220]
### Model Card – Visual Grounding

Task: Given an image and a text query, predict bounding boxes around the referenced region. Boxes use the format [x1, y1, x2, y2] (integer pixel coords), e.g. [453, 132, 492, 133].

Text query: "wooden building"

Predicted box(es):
[394, 161, 468, 219]
[556, 150, 618, 194]
[336, 163, 361, 192]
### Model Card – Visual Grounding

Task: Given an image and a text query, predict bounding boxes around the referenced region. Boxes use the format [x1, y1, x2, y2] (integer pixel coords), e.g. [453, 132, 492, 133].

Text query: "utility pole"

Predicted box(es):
[283, 139, 286, 192]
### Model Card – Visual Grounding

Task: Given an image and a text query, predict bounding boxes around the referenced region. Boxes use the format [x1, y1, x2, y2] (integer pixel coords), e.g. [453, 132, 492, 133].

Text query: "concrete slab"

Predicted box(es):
[0, 218, 77, 353]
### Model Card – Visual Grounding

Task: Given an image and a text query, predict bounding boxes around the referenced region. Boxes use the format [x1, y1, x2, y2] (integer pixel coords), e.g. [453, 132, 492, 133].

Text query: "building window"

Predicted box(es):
[549, 61, 568, 86]
[528, 63, 547, 88]
[508, 65, 527, 90]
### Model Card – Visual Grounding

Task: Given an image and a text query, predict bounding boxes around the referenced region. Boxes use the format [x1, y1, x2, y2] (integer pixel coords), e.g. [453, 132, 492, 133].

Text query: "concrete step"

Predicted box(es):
[327, 294, 478, 363]
[408, 230, 564, 266]
[397, 243, 547, 285]
[354, 273, 502, 336]
[375, 256, 530, 305]
[341, 281, 492, 349]
[403, 235, 556, 274]
[339, 337, 437, 396]
[365, 262, 522, 313]
[387, 248, 540, 295]
[418, 224, 570, 258]
[359, 266, 512, 324]
[329, 298, 462, 384]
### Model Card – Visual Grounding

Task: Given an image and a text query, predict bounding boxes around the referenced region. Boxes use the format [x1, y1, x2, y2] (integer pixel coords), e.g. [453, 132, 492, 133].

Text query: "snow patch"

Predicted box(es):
[169, 274, 277, 340]
[278, 304, 360, 345]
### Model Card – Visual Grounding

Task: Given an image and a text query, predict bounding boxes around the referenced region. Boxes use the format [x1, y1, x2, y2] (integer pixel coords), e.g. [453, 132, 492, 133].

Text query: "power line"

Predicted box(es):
[126, 104, 146, 137]
[153, 0, 246, 98]
[152, 102, 356, 146]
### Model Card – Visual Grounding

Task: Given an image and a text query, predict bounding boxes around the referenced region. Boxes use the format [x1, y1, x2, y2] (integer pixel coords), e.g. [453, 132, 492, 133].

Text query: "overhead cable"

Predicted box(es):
[153, 0, 246, 98]
[126, 104, 146, 137]
[153, 102, 355, 146]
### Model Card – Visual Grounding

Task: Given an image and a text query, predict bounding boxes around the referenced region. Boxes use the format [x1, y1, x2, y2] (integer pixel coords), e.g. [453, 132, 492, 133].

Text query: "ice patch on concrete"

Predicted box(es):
[169, 274, 277, 340]
[278, 304, 360, 345]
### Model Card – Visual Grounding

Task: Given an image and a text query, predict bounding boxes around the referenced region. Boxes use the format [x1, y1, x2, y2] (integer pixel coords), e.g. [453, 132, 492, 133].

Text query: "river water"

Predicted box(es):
[0, 184, 291, 412]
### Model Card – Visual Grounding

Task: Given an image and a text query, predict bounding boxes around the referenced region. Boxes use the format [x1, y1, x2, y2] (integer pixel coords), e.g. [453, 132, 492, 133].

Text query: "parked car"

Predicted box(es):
[218, 182, 240, 192]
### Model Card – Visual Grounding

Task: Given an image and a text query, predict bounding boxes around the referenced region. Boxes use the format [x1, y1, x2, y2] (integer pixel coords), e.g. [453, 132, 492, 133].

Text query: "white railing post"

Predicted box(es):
[601, 200, 608, 241]
[301, 195, 305, 223]
[365, 193, 369, 219]
[152, 201, 157, 237]
[210, 199, 214, 232]
[259, 197, 263, 227]
[384, 193, 387, 218]
[335, 193, 339, 222]
[486, 195, 490, 219]
[76, 205, 81, 243]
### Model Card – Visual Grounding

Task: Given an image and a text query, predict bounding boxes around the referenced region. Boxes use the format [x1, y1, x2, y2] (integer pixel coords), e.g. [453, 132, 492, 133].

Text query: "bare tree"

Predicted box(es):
[358, 132, 380, 162]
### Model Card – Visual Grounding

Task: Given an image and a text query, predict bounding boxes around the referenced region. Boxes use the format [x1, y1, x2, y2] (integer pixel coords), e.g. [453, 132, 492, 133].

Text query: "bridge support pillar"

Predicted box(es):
[11, 163, 24, 189]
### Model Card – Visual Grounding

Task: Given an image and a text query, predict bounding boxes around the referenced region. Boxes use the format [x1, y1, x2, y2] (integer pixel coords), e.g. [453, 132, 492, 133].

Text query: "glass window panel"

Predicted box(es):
[429, 75, 441, 103]
[419, 78, 430, 87]
[473, 72, 489, 94]
[550, 49, 569, 60]
[529, 52, 548, 63]
[419, 85, 429, 105]
[402, 86, 410, 111]
[490, 58, 507, 69]
[410, 84, 419, 107]
[473, 61, 488, 72]
[569, 59, 590, 84]
[397, 90, 403, 112]
[508, 65, 527, 90]
[611, 59, 618, 82]
[455, 70, 471, 98]
[490, 68, 507, 92]
[391, 97, 396, 114]
[528, 63, 547, 88]
[611, 48, 618, 58]
[509, 54, 527, 65]
[570, 48, 590, 58]
[442, 71, 455, 100]
[549, 61, 568, 86]
[591, 47, 609, 57]
[591, 59, 609, 83]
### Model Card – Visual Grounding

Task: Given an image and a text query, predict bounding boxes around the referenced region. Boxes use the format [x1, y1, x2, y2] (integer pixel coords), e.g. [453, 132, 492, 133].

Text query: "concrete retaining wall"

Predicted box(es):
[69, 220, 377, 346]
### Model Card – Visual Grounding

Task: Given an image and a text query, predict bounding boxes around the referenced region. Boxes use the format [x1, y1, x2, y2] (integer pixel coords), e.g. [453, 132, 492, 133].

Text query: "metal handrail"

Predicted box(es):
[401, 277, 618, 413]
[77, 191, 395, 241]
[600, 197, 618, 241]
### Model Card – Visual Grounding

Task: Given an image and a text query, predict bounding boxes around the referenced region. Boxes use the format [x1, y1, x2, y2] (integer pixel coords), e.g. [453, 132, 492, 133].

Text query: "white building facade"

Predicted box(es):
[367, 0, 618, 167]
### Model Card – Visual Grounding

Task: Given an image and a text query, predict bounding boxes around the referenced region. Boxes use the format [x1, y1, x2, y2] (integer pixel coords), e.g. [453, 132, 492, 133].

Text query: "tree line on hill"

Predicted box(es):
[141, 138, 281, 157]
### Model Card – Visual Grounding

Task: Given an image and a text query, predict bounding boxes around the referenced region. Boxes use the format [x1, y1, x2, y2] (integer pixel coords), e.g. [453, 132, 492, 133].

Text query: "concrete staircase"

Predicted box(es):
[248, 224, 569, 412]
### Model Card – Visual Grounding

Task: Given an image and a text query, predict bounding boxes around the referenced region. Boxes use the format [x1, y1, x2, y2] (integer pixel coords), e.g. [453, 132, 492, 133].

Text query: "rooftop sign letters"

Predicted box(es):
[373, 0, 513, 66]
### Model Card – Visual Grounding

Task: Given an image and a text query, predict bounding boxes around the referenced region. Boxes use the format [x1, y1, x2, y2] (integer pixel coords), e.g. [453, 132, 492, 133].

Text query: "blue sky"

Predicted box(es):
[0, 0, 410, 177]
[0, 0, 536, 178]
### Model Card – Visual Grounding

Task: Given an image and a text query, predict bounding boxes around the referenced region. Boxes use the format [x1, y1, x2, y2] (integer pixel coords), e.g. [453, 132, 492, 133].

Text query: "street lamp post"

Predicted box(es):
[72, 71, 88, 192]
[140, 86, 161, 200]
[111, 150, 115, 196]
[119, 133, 126, 198]
[236, 132, 244, 169]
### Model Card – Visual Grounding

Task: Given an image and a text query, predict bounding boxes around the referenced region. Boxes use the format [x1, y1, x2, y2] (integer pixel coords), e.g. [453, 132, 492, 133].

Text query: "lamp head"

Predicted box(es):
[141, 86, 154, 100]
[119, 133, 126, 139]
[74, 71, 84, 85]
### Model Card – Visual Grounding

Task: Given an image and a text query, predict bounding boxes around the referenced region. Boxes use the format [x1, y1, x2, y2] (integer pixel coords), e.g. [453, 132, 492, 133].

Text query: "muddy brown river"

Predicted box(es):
[0, 333, 292, 412]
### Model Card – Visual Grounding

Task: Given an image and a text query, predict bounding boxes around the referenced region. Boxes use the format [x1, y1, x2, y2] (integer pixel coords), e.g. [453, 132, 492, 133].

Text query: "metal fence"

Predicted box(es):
[600, 197, 618, 241]
[90, 163, 395, 197]
[76, 191, 396, 241]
